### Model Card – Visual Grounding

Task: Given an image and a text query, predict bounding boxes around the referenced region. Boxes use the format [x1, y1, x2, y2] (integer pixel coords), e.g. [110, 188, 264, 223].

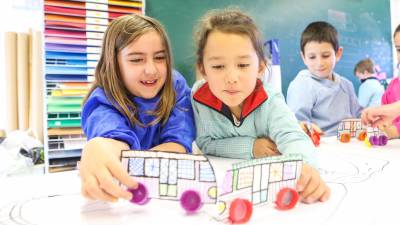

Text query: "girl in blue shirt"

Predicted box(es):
[80, 14, 195, 202]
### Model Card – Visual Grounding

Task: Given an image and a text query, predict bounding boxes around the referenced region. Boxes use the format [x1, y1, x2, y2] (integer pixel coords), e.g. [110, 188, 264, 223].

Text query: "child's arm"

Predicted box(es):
[81, 92, 142, 149]
[380, 124, 400, 139]
[345, 80, 363, 117]
[286, 77, 315, 123]
[157, 73, 196, 153]
[361, 101, 400, 127]
[80, 137, 138, 202]
[394, 121, 400, 138]
[81, 91, 142, 201]
[266, 90, 318, 166]
[267, 91, 330, 202]
[151, 142, 187, 153]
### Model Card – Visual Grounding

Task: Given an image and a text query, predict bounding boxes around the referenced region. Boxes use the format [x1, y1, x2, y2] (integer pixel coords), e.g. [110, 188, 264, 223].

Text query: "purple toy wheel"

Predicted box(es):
[379, 135, 388, 146]
[369, 136, 379, 146]
[180, 190, 203, 213]
[128, 182, 150, 205]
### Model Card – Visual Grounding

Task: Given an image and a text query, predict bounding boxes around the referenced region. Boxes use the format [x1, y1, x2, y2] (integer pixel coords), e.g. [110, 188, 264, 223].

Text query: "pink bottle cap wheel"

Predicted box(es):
[180, 190, 202, 213]
[128, 183, 150, 205]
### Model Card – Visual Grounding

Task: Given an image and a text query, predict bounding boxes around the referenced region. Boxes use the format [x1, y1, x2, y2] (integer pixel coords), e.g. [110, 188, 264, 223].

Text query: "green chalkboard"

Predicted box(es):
[147, 0, 392, 97]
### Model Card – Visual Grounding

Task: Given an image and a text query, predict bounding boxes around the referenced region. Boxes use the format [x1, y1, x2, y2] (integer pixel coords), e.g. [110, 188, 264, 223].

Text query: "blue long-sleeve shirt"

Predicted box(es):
[358, 77, 384, 107]
[81, 71, 195, 152]
[287, 69, 363, 136]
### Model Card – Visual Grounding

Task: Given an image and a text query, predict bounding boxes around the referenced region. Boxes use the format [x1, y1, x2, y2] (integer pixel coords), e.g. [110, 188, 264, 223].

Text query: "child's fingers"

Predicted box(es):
[372, 118, 389, 128]
[107, 159, 138, 189]
[264, 148, 280, 156]
[361, 110, 369, 125]
[302, 180, 325, 203]
[84, 175, 117, 202]
[320, 186, 331, 202]
[311, 123, 323, 134]
[367, 111, 380, 124]
[81, 186, 95, 200]
[299, 122, 306, 131]
[97, 169, 133, 201]
[299, 172, 320, 200]
[296, 164, 312, 192]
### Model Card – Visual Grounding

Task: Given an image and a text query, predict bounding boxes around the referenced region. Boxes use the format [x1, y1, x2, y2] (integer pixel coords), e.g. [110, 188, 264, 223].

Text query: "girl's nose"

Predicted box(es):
[225, 69, 239, 84]
[144, 60, 157, 75]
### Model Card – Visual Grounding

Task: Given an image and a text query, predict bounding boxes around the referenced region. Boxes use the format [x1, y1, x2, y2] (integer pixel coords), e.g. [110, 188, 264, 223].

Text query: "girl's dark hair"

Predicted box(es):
[194, 8, 267, 69]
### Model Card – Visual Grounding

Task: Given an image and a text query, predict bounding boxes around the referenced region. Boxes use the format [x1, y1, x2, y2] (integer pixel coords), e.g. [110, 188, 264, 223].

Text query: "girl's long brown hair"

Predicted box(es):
[84, 14, 176, 127]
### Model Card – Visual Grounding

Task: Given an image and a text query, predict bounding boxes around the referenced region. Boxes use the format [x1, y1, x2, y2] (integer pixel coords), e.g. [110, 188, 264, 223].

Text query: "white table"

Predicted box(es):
[0, 137, 399, 225]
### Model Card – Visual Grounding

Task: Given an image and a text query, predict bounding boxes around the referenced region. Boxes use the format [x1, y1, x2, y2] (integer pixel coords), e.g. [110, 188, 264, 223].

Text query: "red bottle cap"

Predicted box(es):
[275, 188, 299, 210]
[229, 198, 253, 224]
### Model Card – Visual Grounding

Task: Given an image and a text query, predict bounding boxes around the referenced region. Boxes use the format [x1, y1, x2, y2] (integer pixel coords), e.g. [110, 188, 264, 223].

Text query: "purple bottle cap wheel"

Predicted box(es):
[180, 190, 202, 213]
[379, 135, 388, 146]
[128, 183, 149, 205]
[369, 136, 378, 146]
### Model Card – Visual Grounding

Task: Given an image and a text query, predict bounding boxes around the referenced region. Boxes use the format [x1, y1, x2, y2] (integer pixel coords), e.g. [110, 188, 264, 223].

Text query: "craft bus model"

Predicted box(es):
[121, 150, 302, 223]
[337, 118, 388, 146]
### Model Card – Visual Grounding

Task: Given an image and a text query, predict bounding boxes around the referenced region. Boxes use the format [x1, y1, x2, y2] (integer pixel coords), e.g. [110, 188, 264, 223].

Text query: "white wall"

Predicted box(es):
[391, 0, 400, 77]
[0, 0, 43, 130]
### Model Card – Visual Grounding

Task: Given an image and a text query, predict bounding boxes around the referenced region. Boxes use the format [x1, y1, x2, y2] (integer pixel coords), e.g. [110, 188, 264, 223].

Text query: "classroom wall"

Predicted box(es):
[146, 0, 393, 97]
[0, 0, 43, 130]
[0, 1, 396, 130]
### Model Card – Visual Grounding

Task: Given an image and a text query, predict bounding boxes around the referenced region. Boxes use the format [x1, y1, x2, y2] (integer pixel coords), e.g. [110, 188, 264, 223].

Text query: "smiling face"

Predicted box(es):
[301, 41, 343, 80]
[117, 30, 167, 99]
[199, 31, 265, 112]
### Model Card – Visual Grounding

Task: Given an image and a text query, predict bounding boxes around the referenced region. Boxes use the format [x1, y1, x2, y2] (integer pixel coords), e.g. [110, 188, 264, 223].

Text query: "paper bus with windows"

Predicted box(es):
[214, 154, 302, 222]
[337, 118, 367, 142]
[336, 118, 388, 146]
[121, 150, 218, 206]
[122, 150, 302, 223]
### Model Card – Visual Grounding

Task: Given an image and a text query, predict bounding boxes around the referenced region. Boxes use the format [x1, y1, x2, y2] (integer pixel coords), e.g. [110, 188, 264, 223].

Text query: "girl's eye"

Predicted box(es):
[238, 63, 250, 68]
[129, 58, 143, 63]
[308, 56, 316, 60]
[211, 65, 224, 69]
[322, 54, 331, 58]
[154, 55, 166, 61]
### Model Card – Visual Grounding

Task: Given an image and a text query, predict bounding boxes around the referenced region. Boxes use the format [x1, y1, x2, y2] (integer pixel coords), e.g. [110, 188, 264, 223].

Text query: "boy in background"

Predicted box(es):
[287, 21, 362, 136]
[354, 58, 384, 107]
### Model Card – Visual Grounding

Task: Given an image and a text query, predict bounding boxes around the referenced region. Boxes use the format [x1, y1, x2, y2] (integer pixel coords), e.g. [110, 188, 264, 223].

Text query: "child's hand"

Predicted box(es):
[253, 137, 280, 158]
[80, 137, 138, 202]
[361, 103, 400, 127]
[299, 122, 323, 135]
[296, 163, 330, 203]
[378, 124, 400, 139]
